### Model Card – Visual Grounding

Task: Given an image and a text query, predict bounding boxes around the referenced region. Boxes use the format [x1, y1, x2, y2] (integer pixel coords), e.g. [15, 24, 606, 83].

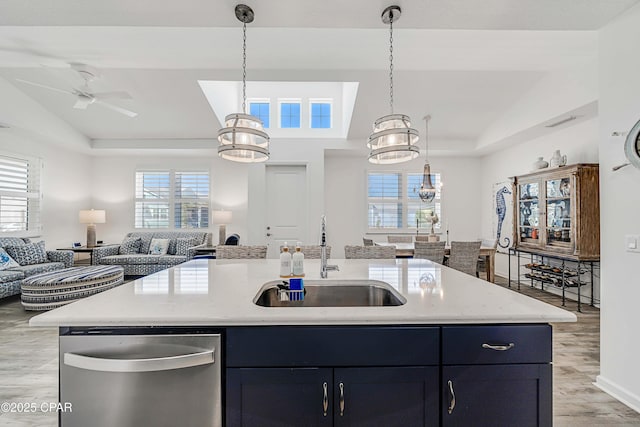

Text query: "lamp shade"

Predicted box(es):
[212, 210, 232, 225]
[79, 209, 106, 224]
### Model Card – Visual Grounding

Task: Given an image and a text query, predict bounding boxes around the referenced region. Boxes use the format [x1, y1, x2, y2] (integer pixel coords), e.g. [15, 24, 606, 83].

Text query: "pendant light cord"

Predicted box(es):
[424, 115, 431, 161]
[388, 11, 394, 114]
[242, 20, 247, 114]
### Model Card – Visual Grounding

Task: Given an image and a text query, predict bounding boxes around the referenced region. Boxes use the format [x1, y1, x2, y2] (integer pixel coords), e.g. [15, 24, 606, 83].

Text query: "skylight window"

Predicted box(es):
[249, 102, 270, 128]
[310, 102, 331, 129]
[280, 102, 301, 129]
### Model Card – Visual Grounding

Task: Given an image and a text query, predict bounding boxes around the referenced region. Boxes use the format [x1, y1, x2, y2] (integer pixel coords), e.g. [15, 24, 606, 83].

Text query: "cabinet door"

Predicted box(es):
[517, 181, 541, 248]
[334, 366, 439, 427]
[226, 367, 332, 427]
[442, 364, 551, 427]
[545, 177, 572, 250]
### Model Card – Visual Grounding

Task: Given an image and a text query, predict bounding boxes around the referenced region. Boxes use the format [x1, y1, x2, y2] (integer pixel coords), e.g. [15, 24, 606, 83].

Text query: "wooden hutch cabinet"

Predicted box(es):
[513, 163, 599, 260]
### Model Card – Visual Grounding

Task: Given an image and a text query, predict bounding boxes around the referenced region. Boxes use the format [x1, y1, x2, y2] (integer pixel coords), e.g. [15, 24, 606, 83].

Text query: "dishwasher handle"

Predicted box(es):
[64, 348, 215, 373]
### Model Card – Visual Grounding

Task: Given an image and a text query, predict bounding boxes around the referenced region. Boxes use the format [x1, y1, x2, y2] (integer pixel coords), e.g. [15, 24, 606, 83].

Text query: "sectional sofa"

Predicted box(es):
[92, 231, 210, 276]
[0, 238, 74, 299]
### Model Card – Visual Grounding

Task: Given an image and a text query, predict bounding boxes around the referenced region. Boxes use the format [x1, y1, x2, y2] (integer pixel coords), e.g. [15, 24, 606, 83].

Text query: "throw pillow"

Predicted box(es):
[175, 238, 198, 256]
[5, 241, 47, 266]
[0, 248, 20, 270]
[148, 238, 170, 255]
[119, 237, 142, 255]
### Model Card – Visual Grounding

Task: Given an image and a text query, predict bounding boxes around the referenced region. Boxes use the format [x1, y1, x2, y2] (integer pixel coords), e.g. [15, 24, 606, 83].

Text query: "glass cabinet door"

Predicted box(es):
[545, 178, 571, 245]
[518, 182, 540, 241]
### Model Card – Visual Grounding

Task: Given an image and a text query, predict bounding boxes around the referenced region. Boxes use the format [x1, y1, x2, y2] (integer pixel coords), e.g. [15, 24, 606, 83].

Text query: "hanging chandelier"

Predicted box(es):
[217, 4, 270, 163]
[419, 115, 437, 203]
[368, 5, 419, 164]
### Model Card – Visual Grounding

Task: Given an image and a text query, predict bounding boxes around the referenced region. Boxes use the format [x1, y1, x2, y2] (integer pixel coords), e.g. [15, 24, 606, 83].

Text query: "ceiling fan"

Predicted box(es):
[15, 63, 138, 118]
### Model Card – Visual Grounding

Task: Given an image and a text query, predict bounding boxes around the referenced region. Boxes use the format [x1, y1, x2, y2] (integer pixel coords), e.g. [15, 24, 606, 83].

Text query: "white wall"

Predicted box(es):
[325, 153, 482, 259]
[596, 2, 640, 412]
[0, 76, 93, 249]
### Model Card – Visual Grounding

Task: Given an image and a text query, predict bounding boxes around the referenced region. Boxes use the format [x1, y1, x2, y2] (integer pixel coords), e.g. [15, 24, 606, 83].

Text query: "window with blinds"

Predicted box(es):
[135, 170, 209, 229]
[0, 154, 41, 235]
[367, 171, 442, 231]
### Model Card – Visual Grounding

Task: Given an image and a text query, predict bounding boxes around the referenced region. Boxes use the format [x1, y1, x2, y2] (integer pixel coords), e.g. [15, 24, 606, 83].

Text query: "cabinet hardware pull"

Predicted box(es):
[322, 382, 328, 416]
[482, 343, 515, 351]
[339, 382, 345, 416]
[447, 380, 456, 414]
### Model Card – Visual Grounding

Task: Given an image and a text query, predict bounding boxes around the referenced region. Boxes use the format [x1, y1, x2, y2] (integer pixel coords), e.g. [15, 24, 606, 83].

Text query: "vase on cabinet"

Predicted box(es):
[532, 157, 549, 170]
[549, 150, 567, 167]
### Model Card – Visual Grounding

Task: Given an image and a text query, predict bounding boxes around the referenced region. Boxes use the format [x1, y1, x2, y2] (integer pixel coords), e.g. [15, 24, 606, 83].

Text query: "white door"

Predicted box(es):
[265, 165, 307, 258]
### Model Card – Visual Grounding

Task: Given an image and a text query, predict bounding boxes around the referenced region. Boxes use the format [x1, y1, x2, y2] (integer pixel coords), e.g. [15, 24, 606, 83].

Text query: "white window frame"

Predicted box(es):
[278, 98, 302, 129]
[134, 169, 210, 229]
[366, 170, 442, 233]
[0, 152, 42, 237]
[309, 98, 333, 129]
[248, 98, 271, 128]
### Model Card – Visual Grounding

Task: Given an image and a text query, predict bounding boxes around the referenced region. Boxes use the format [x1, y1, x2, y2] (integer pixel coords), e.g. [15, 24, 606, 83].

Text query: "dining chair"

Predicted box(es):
[279, 245, 331, 259]
[476, 238, 497, 279]
[216, 245, 267, 259]
[344, 245, 396, 259]
[448, 241, 482, 276]
[414, 235, 430, 242]
[362, 238, 374, 246]
[387, 235, 413, 243]
[414, 241, 446, 264]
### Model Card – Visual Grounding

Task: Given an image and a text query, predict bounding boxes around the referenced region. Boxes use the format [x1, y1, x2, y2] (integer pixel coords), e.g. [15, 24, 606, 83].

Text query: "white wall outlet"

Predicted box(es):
[626, 235, 640, 253]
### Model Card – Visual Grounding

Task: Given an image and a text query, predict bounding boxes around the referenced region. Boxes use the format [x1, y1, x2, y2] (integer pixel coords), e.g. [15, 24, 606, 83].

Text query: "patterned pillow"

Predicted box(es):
[5, 241, 47, 266]
[175, 238, 198, 256]
[119, 237, 142, 255]
[148, 238, 170, 255]
[0, 248, 20, 270]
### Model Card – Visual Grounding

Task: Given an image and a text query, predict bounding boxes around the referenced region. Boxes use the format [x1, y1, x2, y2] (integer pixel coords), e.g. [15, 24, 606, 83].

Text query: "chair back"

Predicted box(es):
[414, 235, 430, 242]
[414, 241, 446, 264]
[480, 238, 497, 248]
[387, 235, 412, 243]
[448, 241, 482, 276]
[216, 245, 267, 259]
[224, 234, 240, 245]
[362, 238, 374, 246]
[279, 245, 330, 259]
[344, 245, 396, 259]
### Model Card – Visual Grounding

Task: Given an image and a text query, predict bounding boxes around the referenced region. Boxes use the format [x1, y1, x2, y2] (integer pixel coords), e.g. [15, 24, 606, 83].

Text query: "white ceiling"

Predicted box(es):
[0, 0, 637, 154]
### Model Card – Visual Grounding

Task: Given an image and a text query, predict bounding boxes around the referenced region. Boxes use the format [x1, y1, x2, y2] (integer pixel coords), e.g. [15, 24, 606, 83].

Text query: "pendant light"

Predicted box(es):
[368, 5, 419, 164]
[217, 4, 270, 163]
[419, 115, 437, 203]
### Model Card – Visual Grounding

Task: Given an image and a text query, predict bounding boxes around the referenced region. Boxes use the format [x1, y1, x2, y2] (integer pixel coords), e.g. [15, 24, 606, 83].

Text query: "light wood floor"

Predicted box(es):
[0, 278, 639, 426]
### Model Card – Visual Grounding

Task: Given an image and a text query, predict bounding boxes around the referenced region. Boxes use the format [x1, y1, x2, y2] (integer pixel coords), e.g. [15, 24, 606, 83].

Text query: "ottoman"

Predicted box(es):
[21, 265, 125, 311]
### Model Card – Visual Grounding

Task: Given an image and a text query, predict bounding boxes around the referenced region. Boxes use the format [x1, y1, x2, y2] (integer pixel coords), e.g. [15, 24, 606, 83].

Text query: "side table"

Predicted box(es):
[57, 245, 116, 266]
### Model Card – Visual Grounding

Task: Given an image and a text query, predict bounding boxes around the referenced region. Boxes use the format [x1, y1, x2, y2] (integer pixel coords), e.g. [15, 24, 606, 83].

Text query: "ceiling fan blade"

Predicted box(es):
[94, 100, 138, 118]
[15, 78, 74, 95]
[73, 97, 92, 110]
[92, 91, 132, 100]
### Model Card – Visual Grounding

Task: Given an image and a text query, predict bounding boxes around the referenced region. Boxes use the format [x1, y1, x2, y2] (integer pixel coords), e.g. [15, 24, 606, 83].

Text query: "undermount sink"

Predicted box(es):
[253, 279, 406, 307]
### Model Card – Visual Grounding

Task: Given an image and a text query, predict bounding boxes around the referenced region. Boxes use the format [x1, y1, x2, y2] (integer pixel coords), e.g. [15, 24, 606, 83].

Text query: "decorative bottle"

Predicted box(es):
[292, 242, 305, 277]
[279, 243, 292, 277]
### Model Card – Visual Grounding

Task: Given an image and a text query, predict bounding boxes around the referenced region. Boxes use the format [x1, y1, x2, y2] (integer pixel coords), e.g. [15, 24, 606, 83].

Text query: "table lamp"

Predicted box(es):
[79, 209, 106, 248]
[212, 210, 232, 245]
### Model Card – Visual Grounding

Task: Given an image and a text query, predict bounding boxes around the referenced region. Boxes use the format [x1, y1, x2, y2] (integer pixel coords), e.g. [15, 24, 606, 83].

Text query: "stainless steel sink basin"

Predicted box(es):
[253, 279, 406, 307]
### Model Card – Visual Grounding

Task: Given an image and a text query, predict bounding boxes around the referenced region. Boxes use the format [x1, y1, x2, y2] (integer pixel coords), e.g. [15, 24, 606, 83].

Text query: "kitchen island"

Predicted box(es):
[32, 258, 575, 427]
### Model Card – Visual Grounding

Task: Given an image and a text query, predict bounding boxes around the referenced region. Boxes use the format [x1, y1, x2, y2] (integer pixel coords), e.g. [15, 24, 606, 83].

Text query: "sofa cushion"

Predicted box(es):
[156, 255, 188, 265]
[0, 270, 24, 283]
[9, 262, 66, 277]
[0, 237, 29, 247]
[126, 233, 155, 255]
[100, 255, 161, 265]
[119, 237, 142, 255]
[176, 238, 198, 256]
[148, 238, 170, 255]
[0, 248, 20, 271]
[5, 241, 47, 266]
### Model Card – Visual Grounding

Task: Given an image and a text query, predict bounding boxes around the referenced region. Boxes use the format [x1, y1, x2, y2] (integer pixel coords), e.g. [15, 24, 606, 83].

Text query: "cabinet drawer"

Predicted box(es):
[227, 326, 439, 367]
[442, 324, 551, 365]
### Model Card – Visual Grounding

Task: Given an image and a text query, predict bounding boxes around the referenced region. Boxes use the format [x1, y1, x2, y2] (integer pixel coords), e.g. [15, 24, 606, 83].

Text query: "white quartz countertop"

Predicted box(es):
[30, 259, 576, 327]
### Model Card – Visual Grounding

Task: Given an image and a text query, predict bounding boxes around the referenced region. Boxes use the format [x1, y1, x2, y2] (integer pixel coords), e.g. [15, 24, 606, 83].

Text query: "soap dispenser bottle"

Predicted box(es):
[292, 242, 305, 277]
[280, 243, 292, 278]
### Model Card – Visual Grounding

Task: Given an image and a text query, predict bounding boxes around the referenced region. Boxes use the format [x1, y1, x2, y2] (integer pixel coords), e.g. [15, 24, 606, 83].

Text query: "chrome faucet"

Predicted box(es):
[320, 215, 339, 278]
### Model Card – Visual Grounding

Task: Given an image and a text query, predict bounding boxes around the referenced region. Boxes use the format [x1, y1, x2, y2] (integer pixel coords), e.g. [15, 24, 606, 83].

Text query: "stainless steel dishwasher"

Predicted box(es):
[60, 333, 221, 427]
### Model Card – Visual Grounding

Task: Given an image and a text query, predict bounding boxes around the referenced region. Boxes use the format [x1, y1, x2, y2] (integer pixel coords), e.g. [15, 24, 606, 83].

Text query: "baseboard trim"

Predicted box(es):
[595, 375, 640, 413]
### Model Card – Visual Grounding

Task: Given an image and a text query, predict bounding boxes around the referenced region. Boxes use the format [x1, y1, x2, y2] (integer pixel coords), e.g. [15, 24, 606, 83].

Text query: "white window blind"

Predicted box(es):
[0, 154, 41, 235]
[367, 171, 442, 231]
[135, 170, 209, 229]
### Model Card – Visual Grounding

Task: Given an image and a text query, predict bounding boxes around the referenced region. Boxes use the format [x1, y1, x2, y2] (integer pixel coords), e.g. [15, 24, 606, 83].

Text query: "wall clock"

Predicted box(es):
[624, 118, 640, 169]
